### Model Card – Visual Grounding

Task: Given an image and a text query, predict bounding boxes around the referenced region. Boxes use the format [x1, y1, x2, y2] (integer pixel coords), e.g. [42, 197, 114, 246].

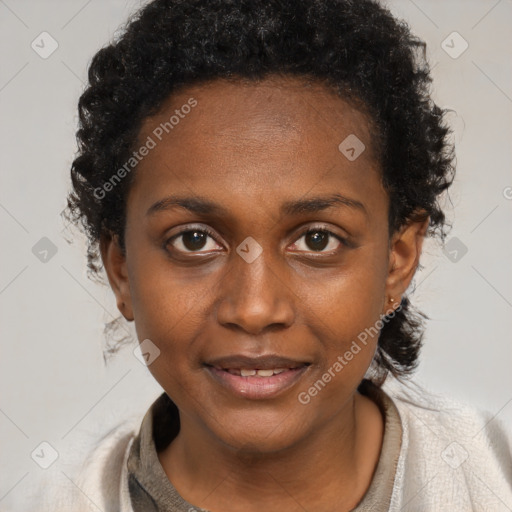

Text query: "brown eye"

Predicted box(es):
[305, 230, 329, 251]
[166, 226, 223, 254]
[290, 228, 345, 254]
[181, 230, 208, 251]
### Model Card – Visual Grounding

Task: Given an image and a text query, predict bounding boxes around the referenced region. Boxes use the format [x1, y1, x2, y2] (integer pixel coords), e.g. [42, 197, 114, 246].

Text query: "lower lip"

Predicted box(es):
[205, 366, 309, 400]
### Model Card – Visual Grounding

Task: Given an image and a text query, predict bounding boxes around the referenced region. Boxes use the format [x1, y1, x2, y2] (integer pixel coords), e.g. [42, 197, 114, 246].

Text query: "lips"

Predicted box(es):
[204, 354, 311, 400]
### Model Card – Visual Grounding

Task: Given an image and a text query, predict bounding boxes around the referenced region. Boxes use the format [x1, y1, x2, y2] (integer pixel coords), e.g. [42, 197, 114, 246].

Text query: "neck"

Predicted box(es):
[158, 391, 384, 512]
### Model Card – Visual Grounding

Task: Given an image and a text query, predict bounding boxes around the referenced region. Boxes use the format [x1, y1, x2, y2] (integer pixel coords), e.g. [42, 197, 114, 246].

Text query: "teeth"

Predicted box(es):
[233, 368, 289, 377]
[256, 369, 274, 377]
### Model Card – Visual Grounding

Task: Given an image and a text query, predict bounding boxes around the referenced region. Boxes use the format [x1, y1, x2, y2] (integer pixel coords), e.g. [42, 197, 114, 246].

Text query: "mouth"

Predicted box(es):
[203, 354, 311, 400]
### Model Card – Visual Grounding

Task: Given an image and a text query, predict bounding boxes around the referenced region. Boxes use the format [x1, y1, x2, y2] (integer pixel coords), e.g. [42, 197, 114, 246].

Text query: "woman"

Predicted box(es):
[52, 0, 512, 510]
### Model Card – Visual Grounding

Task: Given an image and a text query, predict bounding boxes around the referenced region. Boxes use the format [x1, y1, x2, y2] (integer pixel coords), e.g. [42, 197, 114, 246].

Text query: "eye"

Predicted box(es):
[289, 227, 346, 254]
[165, 225, 223, 254]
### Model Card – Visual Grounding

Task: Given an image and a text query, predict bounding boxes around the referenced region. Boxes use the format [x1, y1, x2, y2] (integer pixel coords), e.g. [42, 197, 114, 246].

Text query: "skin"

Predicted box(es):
[101, 75, 428, 511]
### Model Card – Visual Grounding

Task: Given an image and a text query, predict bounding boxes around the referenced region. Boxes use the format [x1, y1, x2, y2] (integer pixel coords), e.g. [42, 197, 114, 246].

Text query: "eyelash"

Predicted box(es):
[165, 224, 348, 255]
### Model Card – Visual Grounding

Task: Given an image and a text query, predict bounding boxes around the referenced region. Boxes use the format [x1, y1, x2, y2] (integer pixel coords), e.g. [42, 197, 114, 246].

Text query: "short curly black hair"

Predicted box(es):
[64, 0, 455, 382]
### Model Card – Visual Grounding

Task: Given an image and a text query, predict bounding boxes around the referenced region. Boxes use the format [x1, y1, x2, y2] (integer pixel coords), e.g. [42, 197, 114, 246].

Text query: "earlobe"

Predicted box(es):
[383, 215, 429, 312]
[99, 232, 134, 321]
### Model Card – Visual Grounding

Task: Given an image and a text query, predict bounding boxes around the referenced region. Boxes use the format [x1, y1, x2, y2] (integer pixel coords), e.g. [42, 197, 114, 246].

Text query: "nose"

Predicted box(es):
[215, 246, 295, 335]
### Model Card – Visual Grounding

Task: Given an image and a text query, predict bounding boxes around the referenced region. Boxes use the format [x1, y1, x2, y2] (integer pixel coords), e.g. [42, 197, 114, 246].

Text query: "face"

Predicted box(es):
[102, 75, 425, 454]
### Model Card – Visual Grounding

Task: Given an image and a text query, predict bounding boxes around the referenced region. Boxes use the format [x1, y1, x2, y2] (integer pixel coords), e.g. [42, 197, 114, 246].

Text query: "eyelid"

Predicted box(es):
[170, 224, 219, 239]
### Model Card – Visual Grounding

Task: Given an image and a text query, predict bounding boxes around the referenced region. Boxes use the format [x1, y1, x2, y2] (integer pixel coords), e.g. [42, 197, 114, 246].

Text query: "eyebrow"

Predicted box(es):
[146, 193, 367, 218]
[281, 193, 367, 217]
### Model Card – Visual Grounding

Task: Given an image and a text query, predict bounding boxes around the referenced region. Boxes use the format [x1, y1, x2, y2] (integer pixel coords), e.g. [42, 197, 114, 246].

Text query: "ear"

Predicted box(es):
[383, 214, 429, 315]
[100, 232, 134, 321]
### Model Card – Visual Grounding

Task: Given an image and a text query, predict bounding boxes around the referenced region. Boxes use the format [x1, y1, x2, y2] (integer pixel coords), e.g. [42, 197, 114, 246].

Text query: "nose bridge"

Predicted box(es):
[216, 241, 294, 333]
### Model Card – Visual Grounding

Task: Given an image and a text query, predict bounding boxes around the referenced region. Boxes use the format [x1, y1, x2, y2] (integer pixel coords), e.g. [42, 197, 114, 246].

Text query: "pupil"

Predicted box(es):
[307, 231, 328, 251]
[183, 231, 206, 251]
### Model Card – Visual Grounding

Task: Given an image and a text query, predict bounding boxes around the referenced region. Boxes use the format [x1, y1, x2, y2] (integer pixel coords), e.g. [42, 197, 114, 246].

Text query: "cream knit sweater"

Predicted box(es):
[38, 380, 512, 512]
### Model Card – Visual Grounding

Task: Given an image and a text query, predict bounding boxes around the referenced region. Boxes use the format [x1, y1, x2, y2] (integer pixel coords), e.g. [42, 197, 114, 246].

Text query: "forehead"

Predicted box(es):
[128, 75, 385, 220]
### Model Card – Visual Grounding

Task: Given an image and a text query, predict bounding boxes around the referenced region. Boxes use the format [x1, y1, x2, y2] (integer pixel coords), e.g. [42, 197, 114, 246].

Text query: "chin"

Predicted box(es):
[206, 408, 309, 456]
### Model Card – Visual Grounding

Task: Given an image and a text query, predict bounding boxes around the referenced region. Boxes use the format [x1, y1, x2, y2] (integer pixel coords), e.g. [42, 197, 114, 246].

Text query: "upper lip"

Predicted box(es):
[204, 354, 310, 370]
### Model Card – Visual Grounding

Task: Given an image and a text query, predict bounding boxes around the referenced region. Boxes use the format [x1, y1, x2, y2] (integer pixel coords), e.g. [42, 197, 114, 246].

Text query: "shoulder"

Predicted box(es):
[39, 415, 142, 512]
[382, 378, 512, 511]
[76, 417, 140, 511]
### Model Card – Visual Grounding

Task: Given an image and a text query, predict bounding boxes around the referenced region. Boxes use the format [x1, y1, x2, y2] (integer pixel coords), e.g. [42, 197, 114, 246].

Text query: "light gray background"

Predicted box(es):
[1, 0, 511, 509]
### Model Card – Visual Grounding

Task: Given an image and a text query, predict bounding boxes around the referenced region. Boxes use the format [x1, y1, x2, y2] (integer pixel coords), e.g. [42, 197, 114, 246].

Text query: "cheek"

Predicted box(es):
[310, 255, 387, 325]
[295, 273, 386, 408]
[126, 252, 214, 356]
[128, 262, 213, 403]
[300, 247, 389, 366]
